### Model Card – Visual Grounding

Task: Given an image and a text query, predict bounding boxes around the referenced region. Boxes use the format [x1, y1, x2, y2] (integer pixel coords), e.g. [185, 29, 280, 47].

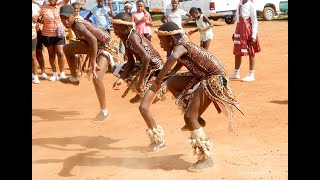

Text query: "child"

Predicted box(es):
[161, 0, 190, 58]
[132, 0, 152, 41]
[124, 1, 133, 15]
[161, 0, 190, 31]
[85, 0, 114, 33]
[229, 0, 261, 82]
[111, 12, 167, 152]
[32, 1, 41, 84]
[118, 1, 135, 55]
[151, 22, 244, 171]
[187, 7, 214, 50]
[59, 4, 121, 121]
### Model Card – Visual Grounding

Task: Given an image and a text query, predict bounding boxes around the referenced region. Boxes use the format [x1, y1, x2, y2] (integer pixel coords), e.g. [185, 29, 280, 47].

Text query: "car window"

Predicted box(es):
[119, 3, 125, 12]
[112, 2, 117, 11]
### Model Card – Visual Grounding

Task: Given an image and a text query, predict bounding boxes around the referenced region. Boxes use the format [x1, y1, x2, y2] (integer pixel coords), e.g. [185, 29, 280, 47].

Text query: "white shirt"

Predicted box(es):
[32, 3, 40, 27]
[234, 0, 258, 39]
[164, 9, 187, 29]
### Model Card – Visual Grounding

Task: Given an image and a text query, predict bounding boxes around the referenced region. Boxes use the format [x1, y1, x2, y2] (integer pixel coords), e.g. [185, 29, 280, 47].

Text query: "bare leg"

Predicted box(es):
[47, 46, 57, 73]
[63, 42, 88, 78]
[166, 75, 194, 97]
[249, 54, 255, 71]
[93, 54, 109, 111]
[32, 50, 38, 75]
[235, 55, 242, 70]
[184, 87, 212, 131]
[139, 90, 157, 129]
[185, 87, 214, 172]
[56, 44, 66, 73]
[201, 40, 211, 50]
[36, 48, 46, 74]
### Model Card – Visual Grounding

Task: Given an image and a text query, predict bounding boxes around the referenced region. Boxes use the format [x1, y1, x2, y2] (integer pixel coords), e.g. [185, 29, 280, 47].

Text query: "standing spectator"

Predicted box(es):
[32, 1, 41, 84]
[38, 0, 71, 81]
[161, 0, 190, 32]
[187, 7, 214, 50]
[160, 0, 190, 58]
[229, 0, 261, 82]
[132, 0, 152, 41]
[85, 0, 114, 33]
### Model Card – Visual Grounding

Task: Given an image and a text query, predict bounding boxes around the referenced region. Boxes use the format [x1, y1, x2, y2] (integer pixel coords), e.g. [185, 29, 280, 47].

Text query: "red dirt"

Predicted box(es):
[32, 20, 288, 180]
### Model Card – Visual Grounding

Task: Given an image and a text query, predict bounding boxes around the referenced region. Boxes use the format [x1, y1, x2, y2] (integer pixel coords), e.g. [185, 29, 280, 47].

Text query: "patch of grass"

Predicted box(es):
[151, 14, 163, 21]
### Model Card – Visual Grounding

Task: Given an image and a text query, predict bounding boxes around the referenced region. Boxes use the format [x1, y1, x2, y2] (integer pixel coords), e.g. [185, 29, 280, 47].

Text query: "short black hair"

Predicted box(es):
[158, 22, 180, 32]
[71, 2, 81, 7]
[114, 12, 132, 22]
[136, 0, 145, 4]
[189, 7, 202, 14]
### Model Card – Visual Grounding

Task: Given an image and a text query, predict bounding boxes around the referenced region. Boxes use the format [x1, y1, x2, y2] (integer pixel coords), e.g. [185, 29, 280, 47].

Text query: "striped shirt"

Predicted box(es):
[39, 4, 64, 37]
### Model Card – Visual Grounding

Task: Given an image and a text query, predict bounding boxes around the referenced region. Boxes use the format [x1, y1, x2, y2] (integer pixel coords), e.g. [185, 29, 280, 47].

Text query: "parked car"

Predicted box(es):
[279, 0, 288, 15]
[80, 0, 137, 27]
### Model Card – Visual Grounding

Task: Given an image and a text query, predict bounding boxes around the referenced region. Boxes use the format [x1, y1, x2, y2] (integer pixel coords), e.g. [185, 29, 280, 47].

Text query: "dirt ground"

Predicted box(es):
[32, 19, 288, 180]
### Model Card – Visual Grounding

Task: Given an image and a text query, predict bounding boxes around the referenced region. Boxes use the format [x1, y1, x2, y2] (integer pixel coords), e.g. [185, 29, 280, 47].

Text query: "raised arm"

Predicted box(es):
[107, 1, 114, 18]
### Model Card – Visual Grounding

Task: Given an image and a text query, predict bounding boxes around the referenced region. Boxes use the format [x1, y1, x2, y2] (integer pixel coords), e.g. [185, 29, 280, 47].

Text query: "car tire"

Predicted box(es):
[263, 7, 275, 21]
[225, 15, 236, 24]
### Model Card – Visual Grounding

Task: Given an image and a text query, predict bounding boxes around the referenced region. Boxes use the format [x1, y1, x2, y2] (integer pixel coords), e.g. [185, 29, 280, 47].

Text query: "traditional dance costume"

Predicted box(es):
[72, 19, 121, 68]
[113, 29, 168, 104]
[173, 39, 244, 163]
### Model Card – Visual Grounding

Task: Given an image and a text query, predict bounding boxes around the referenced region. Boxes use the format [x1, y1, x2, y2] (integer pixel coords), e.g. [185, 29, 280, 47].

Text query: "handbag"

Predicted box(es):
[51, 8, 66, 38]
[56, 26, 66, 38]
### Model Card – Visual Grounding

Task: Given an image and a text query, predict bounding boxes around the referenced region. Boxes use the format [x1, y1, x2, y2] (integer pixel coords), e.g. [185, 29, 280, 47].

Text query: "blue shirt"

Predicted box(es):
[90, 6, 111, 30]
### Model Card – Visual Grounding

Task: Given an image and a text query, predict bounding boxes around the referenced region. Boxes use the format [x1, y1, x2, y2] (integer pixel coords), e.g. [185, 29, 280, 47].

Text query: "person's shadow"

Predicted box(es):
[32, 151, 190, 177]
[32, 108, 85, 123]
[32, 136, 144, 151]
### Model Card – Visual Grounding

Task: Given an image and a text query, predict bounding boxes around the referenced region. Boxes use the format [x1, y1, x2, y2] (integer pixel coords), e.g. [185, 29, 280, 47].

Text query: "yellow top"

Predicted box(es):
[68, 15, 84, 42]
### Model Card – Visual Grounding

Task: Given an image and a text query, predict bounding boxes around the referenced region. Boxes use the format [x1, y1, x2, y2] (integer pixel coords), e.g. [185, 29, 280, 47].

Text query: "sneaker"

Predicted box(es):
[33, 75, 40, 84]
[241, 75, 255, 82]
[32, 73, 35, 80]
[181, 117, 206, 131]
[229, 73, 240, 79]
[49, 72, 59, 81]
[187, 157, 214, 172]
[60, 72, 67, 79]
[60, 77, 80, 86]
[41, 73, 47, 79]
[130, 94, 142, 104]
[144, 142, 167, 153]
[93, 111, 109, 122]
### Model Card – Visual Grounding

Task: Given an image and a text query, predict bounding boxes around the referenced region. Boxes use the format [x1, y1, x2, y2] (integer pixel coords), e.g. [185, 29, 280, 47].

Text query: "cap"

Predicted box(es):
[60, 5, 74, 17]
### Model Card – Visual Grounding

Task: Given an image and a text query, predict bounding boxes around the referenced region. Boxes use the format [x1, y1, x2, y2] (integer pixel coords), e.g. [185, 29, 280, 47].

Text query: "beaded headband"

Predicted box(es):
[154, 28, 183, 36]
[110, 18, 134, 26]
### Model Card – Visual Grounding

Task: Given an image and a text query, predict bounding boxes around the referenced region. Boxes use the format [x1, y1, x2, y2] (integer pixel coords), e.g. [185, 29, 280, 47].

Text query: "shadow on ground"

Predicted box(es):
[33, 151, 190, 176]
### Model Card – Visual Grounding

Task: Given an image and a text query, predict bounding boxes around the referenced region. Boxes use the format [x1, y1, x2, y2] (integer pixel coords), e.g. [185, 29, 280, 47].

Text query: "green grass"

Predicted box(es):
[151, 14, 163, 21]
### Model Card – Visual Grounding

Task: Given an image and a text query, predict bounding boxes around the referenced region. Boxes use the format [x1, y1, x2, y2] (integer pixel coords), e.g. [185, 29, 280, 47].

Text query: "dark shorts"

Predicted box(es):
[32, 38, 37, 51]
[42, 35, 66, 47]
[36, 30, 43, 50]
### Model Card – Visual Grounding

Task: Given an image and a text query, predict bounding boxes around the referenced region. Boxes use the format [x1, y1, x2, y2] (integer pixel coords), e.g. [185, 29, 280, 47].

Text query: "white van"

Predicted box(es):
[181, 0, 239, 24]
